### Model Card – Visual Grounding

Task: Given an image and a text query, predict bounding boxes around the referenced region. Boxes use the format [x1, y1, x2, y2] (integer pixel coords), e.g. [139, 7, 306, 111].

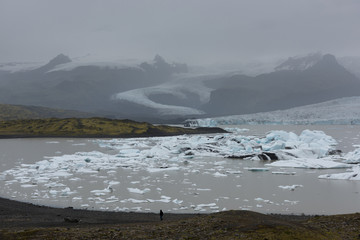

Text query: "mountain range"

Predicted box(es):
[1, 53, 360, 122]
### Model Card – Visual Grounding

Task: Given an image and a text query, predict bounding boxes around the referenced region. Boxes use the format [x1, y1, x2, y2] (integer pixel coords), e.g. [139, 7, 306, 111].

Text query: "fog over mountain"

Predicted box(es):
[203, 54, 360, 116]
[0, 54, 189, 121]
[1, 0, 360, 64]
[1, 1, 360, 122]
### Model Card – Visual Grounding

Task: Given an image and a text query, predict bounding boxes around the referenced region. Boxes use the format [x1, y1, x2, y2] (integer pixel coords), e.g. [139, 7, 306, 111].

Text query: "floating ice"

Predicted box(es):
[343, 148, 360, 164]
[272, 171, 296, 175]
[213, 172, 227, 177]
[158, 195, 171, 203]
[318, 165, 360, 180]
[278, 185, 303, 191]
[245, 167, 270, 172]
[0, 129, 352, 213]
[91, 188, 113, 196]
[266, 158, 350, 169]
[284, 200, 299, 205]
[21, 184, 37, 188]
[127, 188, 151, 194]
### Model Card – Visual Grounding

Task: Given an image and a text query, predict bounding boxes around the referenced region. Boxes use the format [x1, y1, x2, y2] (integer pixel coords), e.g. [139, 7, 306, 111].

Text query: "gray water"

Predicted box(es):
[0, 125, 359, 215]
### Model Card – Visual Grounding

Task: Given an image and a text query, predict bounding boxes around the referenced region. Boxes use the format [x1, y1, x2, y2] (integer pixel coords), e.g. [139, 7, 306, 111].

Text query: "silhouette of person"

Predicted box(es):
[160, 209, 164, 221]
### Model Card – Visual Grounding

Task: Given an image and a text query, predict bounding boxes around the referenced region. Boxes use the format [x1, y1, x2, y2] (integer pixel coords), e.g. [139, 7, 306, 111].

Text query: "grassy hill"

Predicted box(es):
[0, 103, 94, 121]
[0, 117, 225, 138]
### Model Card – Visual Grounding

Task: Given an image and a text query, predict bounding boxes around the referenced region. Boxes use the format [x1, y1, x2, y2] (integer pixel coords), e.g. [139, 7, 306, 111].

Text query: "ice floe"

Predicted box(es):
[127, 188, 151, 194]
[266, 158, 350, 169]
[318, 165, 360, 180]
[343, 148, 360, 164]
[278, 185, 303, 191]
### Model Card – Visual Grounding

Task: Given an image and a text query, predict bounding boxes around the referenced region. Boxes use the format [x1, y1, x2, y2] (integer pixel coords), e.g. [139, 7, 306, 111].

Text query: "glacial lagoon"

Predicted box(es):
[0, 125, 360, 215]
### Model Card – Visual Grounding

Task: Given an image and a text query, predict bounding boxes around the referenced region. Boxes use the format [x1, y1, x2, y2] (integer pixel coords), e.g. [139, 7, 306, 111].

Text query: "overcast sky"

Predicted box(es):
[1, 0, 360, 64]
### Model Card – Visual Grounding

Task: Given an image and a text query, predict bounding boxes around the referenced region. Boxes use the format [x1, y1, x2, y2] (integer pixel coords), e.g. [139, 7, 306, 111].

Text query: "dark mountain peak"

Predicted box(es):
[47, 54, 72, 66]
[34, 54, 71, 73]
[139, 55, 188, 81]
[153, 54, 166, 64]
[321, 54, 337, 64]
[307, 53, 345, 73]
[275, 52, 323, 71]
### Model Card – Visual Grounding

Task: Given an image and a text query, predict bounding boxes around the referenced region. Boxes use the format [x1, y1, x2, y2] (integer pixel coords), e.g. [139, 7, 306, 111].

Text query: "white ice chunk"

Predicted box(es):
[127, 187, 151, 194]
[278, 185, 303, 190]
[343, 148, 360, 163]
[21, 184, 37, 188]
[91, 188, 113, 196]
[267, 158, 351, 169]
[318, 165, 360, 180]
[213, 172, 227, 177]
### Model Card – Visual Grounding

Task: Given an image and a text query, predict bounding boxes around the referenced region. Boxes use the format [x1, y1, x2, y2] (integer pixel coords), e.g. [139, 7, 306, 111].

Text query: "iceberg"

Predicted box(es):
[278, 185, 303, 191]
[343, 148, 360, 163]
[266, 158, 351, 169]
[127, 188, 151, 194]
[318, 165, 360, 180]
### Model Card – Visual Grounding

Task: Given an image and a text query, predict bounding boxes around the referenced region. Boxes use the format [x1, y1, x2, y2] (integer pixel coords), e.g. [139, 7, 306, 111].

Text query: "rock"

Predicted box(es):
[64, 217, 80, 223]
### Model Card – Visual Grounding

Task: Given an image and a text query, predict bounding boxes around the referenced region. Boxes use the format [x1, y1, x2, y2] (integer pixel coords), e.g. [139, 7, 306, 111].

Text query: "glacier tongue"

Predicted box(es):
[188, 96, 360, 126]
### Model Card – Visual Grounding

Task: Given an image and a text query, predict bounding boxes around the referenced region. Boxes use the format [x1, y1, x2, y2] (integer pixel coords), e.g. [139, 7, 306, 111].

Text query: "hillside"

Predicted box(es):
[0, 118, 225, 138]
[0, 104, 94, 121]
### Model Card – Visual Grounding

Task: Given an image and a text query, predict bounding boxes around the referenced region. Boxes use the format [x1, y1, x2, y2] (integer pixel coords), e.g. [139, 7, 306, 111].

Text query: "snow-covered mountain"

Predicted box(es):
[189, 97, 360, 126]
[203, 54, 360, 116]
[0, 54, 189, 121]
[2, 52, 360, 122]
[338, 56, 360, 79]
[274, 52, 360, 78]
[274, 52, 323, 71]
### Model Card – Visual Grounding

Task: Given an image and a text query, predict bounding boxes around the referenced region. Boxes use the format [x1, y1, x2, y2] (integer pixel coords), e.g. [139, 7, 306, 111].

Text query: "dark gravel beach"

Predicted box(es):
[0, 197, 194, 228]
[1, 197, 360, 239]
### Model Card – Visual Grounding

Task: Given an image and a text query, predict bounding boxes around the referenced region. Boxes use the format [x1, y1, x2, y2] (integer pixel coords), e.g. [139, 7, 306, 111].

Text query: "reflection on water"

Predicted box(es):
[0, 125, 359, 215]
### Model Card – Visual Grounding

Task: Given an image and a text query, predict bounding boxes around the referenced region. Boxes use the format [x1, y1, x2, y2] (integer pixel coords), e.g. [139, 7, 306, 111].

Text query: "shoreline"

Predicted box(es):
[0, 196, 327, 229]
[1, 196, 360, 239]
[0, 196, 196, 228]
[0, 127, 227, 139]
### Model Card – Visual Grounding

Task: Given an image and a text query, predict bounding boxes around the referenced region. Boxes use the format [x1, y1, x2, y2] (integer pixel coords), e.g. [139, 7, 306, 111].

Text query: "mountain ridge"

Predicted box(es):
[1, 53, 360, 121]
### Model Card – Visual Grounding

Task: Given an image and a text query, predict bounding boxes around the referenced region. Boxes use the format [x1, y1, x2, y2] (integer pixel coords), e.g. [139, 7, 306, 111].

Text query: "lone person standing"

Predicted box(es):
[160, 209, 164, 221]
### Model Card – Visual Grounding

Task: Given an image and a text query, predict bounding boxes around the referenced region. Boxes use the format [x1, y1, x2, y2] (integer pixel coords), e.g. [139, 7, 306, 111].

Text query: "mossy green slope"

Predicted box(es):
[0, 118, 224, 138]
[0, 104, 93, 121]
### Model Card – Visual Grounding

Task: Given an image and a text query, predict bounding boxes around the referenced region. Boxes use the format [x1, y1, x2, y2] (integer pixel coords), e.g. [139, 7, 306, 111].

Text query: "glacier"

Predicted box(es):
[113, 73, 217, 116]
[188, 96, 360, 127]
